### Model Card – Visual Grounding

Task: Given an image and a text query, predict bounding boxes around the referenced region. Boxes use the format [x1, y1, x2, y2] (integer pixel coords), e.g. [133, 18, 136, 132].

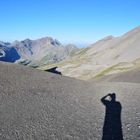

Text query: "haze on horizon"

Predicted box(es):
[0, 0, 140, 46]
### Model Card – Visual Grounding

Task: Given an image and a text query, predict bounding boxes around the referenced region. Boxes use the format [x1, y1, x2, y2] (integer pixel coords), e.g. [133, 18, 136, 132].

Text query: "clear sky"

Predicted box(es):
[0, 0, 140, 46]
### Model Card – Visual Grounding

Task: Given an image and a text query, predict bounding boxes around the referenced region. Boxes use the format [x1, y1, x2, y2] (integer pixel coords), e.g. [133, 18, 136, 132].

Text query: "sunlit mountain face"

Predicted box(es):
[0, 37, 78, 67]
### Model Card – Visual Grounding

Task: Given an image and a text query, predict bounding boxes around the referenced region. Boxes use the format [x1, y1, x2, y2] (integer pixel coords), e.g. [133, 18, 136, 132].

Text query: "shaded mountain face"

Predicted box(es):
[0, 37, 78, 66]
[0, 42, 20, 62]
[40, 26, 140, 80]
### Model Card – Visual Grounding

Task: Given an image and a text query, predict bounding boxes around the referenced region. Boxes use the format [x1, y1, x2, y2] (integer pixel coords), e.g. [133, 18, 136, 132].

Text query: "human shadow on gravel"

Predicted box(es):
[101, 93, 123, 140]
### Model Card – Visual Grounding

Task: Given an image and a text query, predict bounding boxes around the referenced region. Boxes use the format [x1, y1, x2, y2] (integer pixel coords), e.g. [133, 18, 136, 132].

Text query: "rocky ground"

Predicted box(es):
[0, 62, 140, 140]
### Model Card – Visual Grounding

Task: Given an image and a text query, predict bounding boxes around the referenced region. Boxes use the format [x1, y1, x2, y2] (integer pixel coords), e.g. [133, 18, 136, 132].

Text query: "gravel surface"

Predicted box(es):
[0, 62, 140, 140]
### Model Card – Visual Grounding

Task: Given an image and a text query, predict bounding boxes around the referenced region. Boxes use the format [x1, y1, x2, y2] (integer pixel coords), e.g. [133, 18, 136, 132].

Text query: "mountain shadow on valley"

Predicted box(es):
[45, 67, 62, 75]
[101, 93, 123, 140]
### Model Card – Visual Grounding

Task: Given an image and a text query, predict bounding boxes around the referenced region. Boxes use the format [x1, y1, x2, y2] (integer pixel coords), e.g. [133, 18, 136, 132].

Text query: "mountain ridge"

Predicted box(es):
[40, 26, 140, 80]
[0, 37, 78, 66]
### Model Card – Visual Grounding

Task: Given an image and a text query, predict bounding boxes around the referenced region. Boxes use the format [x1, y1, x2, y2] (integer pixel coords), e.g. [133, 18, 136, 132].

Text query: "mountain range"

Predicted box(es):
[40, 26, 140, 80]
[0, 37, 78, 67]
[1, 26, 140, 81]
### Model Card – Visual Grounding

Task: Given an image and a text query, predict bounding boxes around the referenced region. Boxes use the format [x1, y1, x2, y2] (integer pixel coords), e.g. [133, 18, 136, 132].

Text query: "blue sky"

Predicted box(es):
[0, 0, 140, 46]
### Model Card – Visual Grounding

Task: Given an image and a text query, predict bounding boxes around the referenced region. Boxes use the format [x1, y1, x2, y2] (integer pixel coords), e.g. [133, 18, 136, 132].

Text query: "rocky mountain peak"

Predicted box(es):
[35, 37, 62, 47]
[0, 37, 78, 66]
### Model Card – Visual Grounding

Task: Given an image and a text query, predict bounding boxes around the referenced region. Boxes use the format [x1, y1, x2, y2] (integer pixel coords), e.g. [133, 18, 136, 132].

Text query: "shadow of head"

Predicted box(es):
[110, 93, 116, 102]
[45, 67, 62, 75]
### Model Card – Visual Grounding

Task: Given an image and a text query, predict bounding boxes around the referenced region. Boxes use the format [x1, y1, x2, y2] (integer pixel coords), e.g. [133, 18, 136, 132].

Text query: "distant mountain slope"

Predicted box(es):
[0, 37, 78, 66]
[40, 26, 140, 80]
[93, 66, 140, 83]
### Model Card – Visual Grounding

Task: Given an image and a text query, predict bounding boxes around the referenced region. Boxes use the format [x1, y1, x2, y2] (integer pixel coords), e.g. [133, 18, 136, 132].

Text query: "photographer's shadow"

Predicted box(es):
[101, 93, 124, 140]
